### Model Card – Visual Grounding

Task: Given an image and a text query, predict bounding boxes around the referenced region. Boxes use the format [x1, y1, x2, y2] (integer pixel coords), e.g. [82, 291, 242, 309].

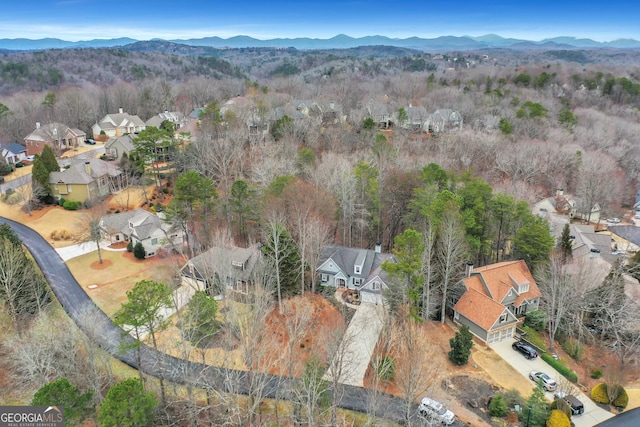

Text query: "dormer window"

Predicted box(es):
[499, 313, 507, 323]
[518, 283, 529, 294]
[232, 260, 244, 269]
[355, 265, 361, 275]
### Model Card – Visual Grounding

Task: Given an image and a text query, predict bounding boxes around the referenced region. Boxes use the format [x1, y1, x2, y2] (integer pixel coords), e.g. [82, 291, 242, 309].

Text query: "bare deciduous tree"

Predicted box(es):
[436, 208, 467, 324]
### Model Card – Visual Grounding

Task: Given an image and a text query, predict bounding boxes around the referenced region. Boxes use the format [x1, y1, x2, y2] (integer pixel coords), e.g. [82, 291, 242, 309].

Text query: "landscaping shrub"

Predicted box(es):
[591, 368, 603, 379]
[126, 240, 133, 252]
[613, 387, 629, 409]
[133, 242, 146, 259]
[63, 200, 82, 210]
[521, 326, 547, 352]
[162, 187, 169, 194]
[375, 355, 395, 382]
[550, 399, 572, 420]
[525, 310, 547, 332]
[488, 393, 508, 417]
[562, 338, 584, 361]
[50, 229, 72, 241]
[58, 197, 66, 206]
[541, 353, 578, 383]
[503, 389, 526, 410]
[546, 409, 571, 427]
[591, 383, 609, 404]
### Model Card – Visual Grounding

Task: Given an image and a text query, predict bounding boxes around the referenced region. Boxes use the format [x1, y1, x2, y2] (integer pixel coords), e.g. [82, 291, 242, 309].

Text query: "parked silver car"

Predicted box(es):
[529, 371, 557, 391]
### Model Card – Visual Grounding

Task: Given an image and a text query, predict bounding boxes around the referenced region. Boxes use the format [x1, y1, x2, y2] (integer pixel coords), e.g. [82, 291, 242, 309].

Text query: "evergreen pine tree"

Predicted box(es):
[559, 223, 573, 262]
[448, 324, 474, 365]
[133, 241, 146, 259]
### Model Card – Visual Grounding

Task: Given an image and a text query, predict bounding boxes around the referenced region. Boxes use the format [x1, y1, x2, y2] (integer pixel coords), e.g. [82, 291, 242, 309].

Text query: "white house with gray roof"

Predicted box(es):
[92, 109, 146, 138]
[316, 245, 394, 304]
[100, 208, 184, 258]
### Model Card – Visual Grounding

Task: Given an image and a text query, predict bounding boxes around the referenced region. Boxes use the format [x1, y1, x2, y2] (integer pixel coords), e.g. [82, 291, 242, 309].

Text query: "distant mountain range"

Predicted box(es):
[1, 34, 640, 51]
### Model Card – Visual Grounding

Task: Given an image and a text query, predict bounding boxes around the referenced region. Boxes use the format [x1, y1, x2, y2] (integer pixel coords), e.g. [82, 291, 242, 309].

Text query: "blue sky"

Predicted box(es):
[1, 0, 639, 42]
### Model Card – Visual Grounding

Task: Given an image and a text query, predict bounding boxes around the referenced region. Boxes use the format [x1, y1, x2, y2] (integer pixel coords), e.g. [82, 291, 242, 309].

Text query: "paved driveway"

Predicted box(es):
[324, 302, 386, 387]
[492, 339, 613, 427]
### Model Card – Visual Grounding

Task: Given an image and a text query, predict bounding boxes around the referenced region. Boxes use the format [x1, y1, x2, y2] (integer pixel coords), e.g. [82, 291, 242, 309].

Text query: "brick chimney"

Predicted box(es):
[118, 107, 123, 114]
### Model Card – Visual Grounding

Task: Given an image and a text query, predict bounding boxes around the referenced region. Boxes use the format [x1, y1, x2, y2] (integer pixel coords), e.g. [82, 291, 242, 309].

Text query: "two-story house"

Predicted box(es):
[448, 260, 541, 344]
[23, 122, 86, 155]
[100, 208, 184, 258]
[316, 245, 394, 304]
[92, 109, 146, 138]
[427, 109, 463, 133]
[49, 159, 124, 203]
[180, 244, 262, 298]
[145, 111, 188, 130]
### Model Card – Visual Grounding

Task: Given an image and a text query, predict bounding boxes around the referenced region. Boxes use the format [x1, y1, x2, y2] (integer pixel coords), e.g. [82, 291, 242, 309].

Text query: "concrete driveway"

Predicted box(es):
[324, 301, 386, 387]
[491, 339, 613, 427]
[55, 239, 125, 261]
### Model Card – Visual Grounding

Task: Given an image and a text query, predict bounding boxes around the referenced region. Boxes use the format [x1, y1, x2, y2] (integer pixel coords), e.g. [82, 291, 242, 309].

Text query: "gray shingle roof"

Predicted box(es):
[609, 225, 640, 247]
[49, 158, 120, 185]
[105, 135, 135, 151]
[318, 245, 393, 283]
[184, 244, 262, 283]
[101, 208, 166, 241]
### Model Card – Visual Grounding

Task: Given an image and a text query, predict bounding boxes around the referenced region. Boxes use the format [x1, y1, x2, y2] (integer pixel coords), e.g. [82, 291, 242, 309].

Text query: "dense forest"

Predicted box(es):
[2, 42, 640, 426]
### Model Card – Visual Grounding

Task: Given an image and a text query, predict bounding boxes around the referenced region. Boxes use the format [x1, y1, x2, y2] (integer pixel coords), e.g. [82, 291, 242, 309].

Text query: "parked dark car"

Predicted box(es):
[554, 392, 584, 416]
[86, 138, 96, 145]
[512, 341, 538, 359]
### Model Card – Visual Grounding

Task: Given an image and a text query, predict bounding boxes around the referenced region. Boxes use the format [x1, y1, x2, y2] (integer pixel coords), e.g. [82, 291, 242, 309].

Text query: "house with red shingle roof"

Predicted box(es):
[449, 260, 542, 344]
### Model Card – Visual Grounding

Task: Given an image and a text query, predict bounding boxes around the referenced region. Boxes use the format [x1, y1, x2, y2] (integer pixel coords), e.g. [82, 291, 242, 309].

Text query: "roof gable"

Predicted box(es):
[454, 289, 509, 330]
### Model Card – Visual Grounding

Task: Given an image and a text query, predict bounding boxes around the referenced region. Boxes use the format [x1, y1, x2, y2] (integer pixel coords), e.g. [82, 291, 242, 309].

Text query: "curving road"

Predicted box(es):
[0, 216, 425, 426]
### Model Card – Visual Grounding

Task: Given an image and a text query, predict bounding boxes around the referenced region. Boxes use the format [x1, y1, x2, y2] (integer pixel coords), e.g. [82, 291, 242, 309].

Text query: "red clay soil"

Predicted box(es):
[263, 293, 344, 377]
[90, 259, 114, 270]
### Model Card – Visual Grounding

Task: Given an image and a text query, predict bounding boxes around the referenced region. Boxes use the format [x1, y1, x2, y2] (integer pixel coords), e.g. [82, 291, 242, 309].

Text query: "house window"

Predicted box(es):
[232, 260, 244, 268]
[67, 185, 72, 193]
[499, 313, 507, 323]
[372, 281, 381, 290]
[151, 238, 158, 245]
[354, 278, 362, 286]
[321, 273, 328, 282]
[518, 283, 529, 293]
[355, 266, 361, 274]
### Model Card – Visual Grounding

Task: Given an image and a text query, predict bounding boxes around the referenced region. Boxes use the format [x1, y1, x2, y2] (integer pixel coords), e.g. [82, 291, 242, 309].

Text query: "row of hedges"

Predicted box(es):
[541, 353, 578, 383]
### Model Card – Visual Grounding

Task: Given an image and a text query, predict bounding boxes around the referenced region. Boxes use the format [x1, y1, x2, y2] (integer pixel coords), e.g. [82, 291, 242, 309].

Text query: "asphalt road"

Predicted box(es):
[0, 216, 428, 426]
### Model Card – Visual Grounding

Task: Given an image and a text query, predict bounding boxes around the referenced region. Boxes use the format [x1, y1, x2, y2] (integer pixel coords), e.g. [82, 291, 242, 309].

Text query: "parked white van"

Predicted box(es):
[419, 397, 455, 425]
